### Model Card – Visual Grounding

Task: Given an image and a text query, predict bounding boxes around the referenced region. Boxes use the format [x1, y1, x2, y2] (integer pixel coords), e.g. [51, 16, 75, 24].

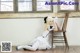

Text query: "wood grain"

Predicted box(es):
[0, 46, 80, 53]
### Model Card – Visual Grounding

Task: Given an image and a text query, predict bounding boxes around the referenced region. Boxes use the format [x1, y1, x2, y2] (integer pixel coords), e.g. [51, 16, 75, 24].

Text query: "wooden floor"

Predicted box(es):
[0, 46, 80, 53]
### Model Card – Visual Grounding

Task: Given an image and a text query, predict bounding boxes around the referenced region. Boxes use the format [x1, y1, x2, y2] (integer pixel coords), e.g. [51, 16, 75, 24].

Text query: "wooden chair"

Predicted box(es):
[51, 13, 69, 49]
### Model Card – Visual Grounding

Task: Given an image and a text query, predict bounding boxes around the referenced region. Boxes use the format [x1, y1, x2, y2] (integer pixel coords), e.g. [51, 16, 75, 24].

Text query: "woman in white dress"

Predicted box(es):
[16, 16, 58, 51]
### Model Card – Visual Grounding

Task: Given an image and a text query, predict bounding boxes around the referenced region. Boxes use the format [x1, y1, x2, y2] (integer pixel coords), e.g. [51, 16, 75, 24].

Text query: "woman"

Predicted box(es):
[16, 16, 58, 51]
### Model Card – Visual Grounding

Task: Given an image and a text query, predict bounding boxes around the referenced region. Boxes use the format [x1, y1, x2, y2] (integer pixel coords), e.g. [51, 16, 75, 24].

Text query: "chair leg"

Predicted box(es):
[63, 32, 69, 49]
[51, 31, 54, 49]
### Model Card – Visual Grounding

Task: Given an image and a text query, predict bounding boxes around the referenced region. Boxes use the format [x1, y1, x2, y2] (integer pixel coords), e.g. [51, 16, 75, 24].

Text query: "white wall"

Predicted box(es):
[0, 18, 44, 46]
[67, 18, 80, 46]
[0, 18, 80, 46]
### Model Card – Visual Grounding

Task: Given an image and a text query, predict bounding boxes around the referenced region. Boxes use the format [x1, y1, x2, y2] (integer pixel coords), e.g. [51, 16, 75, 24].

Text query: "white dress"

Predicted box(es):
[17, 30, 51, 51]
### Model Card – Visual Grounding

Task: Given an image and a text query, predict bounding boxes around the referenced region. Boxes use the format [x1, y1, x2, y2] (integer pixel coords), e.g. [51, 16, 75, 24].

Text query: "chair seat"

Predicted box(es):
[52, 29, 66, 32]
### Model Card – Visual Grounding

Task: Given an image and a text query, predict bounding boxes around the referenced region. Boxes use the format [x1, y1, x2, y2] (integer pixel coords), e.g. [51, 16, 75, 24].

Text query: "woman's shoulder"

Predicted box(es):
[44, 23, 48, 31]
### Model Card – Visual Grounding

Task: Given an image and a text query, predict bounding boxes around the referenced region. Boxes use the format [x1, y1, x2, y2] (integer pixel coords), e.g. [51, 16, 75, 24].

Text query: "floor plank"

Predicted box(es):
[0, 46, 80, 53]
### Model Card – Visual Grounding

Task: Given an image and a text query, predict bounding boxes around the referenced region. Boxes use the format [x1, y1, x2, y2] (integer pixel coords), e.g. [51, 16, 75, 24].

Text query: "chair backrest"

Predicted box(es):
[62, 13, 69, 31]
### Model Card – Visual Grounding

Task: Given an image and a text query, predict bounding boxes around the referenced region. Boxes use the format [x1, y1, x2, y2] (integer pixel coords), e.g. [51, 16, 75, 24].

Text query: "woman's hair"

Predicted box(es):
[44, 17, 48, 23]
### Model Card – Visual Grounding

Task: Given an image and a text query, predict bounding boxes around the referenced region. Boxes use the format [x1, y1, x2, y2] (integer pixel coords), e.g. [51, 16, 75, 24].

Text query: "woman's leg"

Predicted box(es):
[17, 41, 39, 51]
